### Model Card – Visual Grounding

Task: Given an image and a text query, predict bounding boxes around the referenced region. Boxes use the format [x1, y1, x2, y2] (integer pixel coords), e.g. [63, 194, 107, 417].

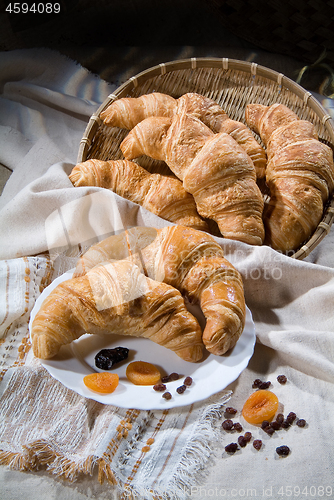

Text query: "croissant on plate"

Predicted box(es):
[101, 92, 266, 179]
[69, 159, 209, 231]
[121, 113, 265, 245]
[31, 260, 204, 362]
[245, 103, 334, 252]
[74, 226, 246, 356]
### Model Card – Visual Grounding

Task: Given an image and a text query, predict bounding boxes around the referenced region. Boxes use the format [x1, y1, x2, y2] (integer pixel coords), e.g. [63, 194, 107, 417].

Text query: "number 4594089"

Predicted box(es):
[6, 3, 61, 13]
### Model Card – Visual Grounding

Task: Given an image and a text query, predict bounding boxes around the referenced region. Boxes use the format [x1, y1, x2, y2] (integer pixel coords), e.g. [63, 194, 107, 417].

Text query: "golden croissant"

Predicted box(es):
[245, 103, 334, 252]
[69, 159, 209, 231]
[121, 113, 265, 245]
[31, 260, 204, 362]
[74, 226, 246, 356]
[101, 92, 266, 179]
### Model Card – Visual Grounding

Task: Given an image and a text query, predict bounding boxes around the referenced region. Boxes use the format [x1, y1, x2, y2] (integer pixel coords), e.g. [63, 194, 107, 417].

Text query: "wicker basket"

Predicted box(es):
[77, 57, 334, 260]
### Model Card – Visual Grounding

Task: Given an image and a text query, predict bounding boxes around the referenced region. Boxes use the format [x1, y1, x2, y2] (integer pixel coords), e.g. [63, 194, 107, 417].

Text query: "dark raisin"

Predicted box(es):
[276, 445, 290, 456]
[176, 385, 187, 394]
[222, 419, 234, 431]
[286, 412, 297, 424]
[277, 375, 287, 384]
[264, 425, 275, 436]
[162, 392, 172, 400]
[233, 422, 243, 433]
[253, 439, 262, 450]
[271, 421, 281, 431]
[169, 372, 179, 381]
[95, 347, 129, 370]
[282, 419, 291, 429]
[276, 413, 284, 425]
[161, 375, 170, 383]
[225, 407, 238, 415]
[261, 420, 270, 430]
[225, 443, 238, 454]
[184, 376, 193, 386]
[258, 381, 271, 389]
[153, 383, 167, 392]
[252, 379, 262, 388]
[238, 435, 248, 447]
[244, 432, 252, 442]
[296, 419, 306, 428]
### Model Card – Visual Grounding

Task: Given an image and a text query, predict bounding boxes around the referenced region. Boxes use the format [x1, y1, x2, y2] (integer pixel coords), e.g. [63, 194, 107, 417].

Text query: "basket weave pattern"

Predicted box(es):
[78, 58, 334, 259]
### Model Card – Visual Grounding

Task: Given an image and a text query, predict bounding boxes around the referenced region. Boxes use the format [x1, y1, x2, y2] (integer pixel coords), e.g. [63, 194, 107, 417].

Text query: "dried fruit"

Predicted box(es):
[244, 432, 252, 442]
[176, 385, 187, 394]
[276, 445, 290, 456]
[225, 443, 238, 453]
[95, 347, 129, 370]
[252, 379, 262, 388]
[222, 419, 234, 431]
[253, 439, 262, 450]
[238, 435, 248, 447]
[153, 383, 167, 392]
[162, 392, 172, 400]
[126, 361, 161, 386]
[286, 412, 297, 424]
[233, 422, 243, 432]
[83, 372, 119, 394]
[225, 407, 237, 415]
[169, 372, 180, 381]
[277, 375, 287, 384]
[275, 413, 284, 425]
[296, 419, 306, 427]
[242, 390, 279, 425]
[184, 376, 193, 386]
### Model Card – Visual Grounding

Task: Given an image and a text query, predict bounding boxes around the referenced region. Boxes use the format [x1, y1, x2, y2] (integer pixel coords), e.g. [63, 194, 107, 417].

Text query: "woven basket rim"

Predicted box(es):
[77, 57, 334, 260]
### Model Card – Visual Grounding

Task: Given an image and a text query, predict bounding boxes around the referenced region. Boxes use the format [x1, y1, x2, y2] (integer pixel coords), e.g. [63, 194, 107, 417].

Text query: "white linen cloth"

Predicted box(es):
[0, 49, 334, 500]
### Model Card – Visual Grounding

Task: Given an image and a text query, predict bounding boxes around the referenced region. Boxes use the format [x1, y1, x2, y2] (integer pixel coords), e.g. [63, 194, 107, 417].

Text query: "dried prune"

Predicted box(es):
[276, 445, 290, 456]
[95, 347, 129, 370]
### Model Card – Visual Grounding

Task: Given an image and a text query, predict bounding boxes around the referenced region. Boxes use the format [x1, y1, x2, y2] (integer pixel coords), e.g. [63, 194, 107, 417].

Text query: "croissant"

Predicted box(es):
[121, 113, 265, 245]
[245, 103, 334, 252]
[100, 92, 177, 129]
[101, 92, 266, 179]
[31, 260, 204, 362]
[74, 226, 246, 356]
[69, 159, 209, 231]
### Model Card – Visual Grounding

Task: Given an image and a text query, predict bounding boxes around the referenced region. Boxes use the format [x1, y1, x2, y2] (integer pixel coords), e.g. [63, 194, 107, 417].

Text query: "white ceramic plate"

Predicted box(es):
[29, 269, 256, 409]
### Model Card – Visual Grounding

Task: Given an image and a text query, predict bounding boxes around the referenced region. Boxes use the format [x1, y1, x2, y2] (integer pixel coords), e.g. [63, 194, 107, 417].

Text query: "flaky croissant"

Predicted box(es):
[69, 159, 209, 231]
[245, 103, 334, 252]
[74, 226, 246, 356]
[121, 113, 265, 245]
[101, 92, 266, 179]
[31, 260, 204, 362]
[100, 92, 177, 129]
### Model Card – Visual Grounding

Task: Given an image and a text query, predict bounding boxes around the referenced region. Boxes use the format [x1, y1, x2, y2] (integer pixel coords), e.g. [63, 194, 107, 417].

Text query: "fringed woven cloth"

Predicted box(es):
[0, 256, 232, 499]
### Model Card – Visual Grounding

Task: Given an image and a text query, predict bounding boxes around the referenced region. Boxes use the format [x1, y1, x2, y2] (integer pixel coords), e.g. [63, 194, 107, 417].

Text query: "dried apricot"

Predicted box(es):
[83, 372, 119, 394]
[242, 390, 279, 425]
[126, 361, 161, 386]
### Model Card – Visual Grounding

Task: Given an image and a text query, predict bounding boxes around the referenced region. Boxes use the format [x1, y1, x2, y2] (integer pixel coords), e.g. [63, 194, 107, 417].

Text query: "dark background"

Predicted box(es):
[1, 0, 334, 94]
